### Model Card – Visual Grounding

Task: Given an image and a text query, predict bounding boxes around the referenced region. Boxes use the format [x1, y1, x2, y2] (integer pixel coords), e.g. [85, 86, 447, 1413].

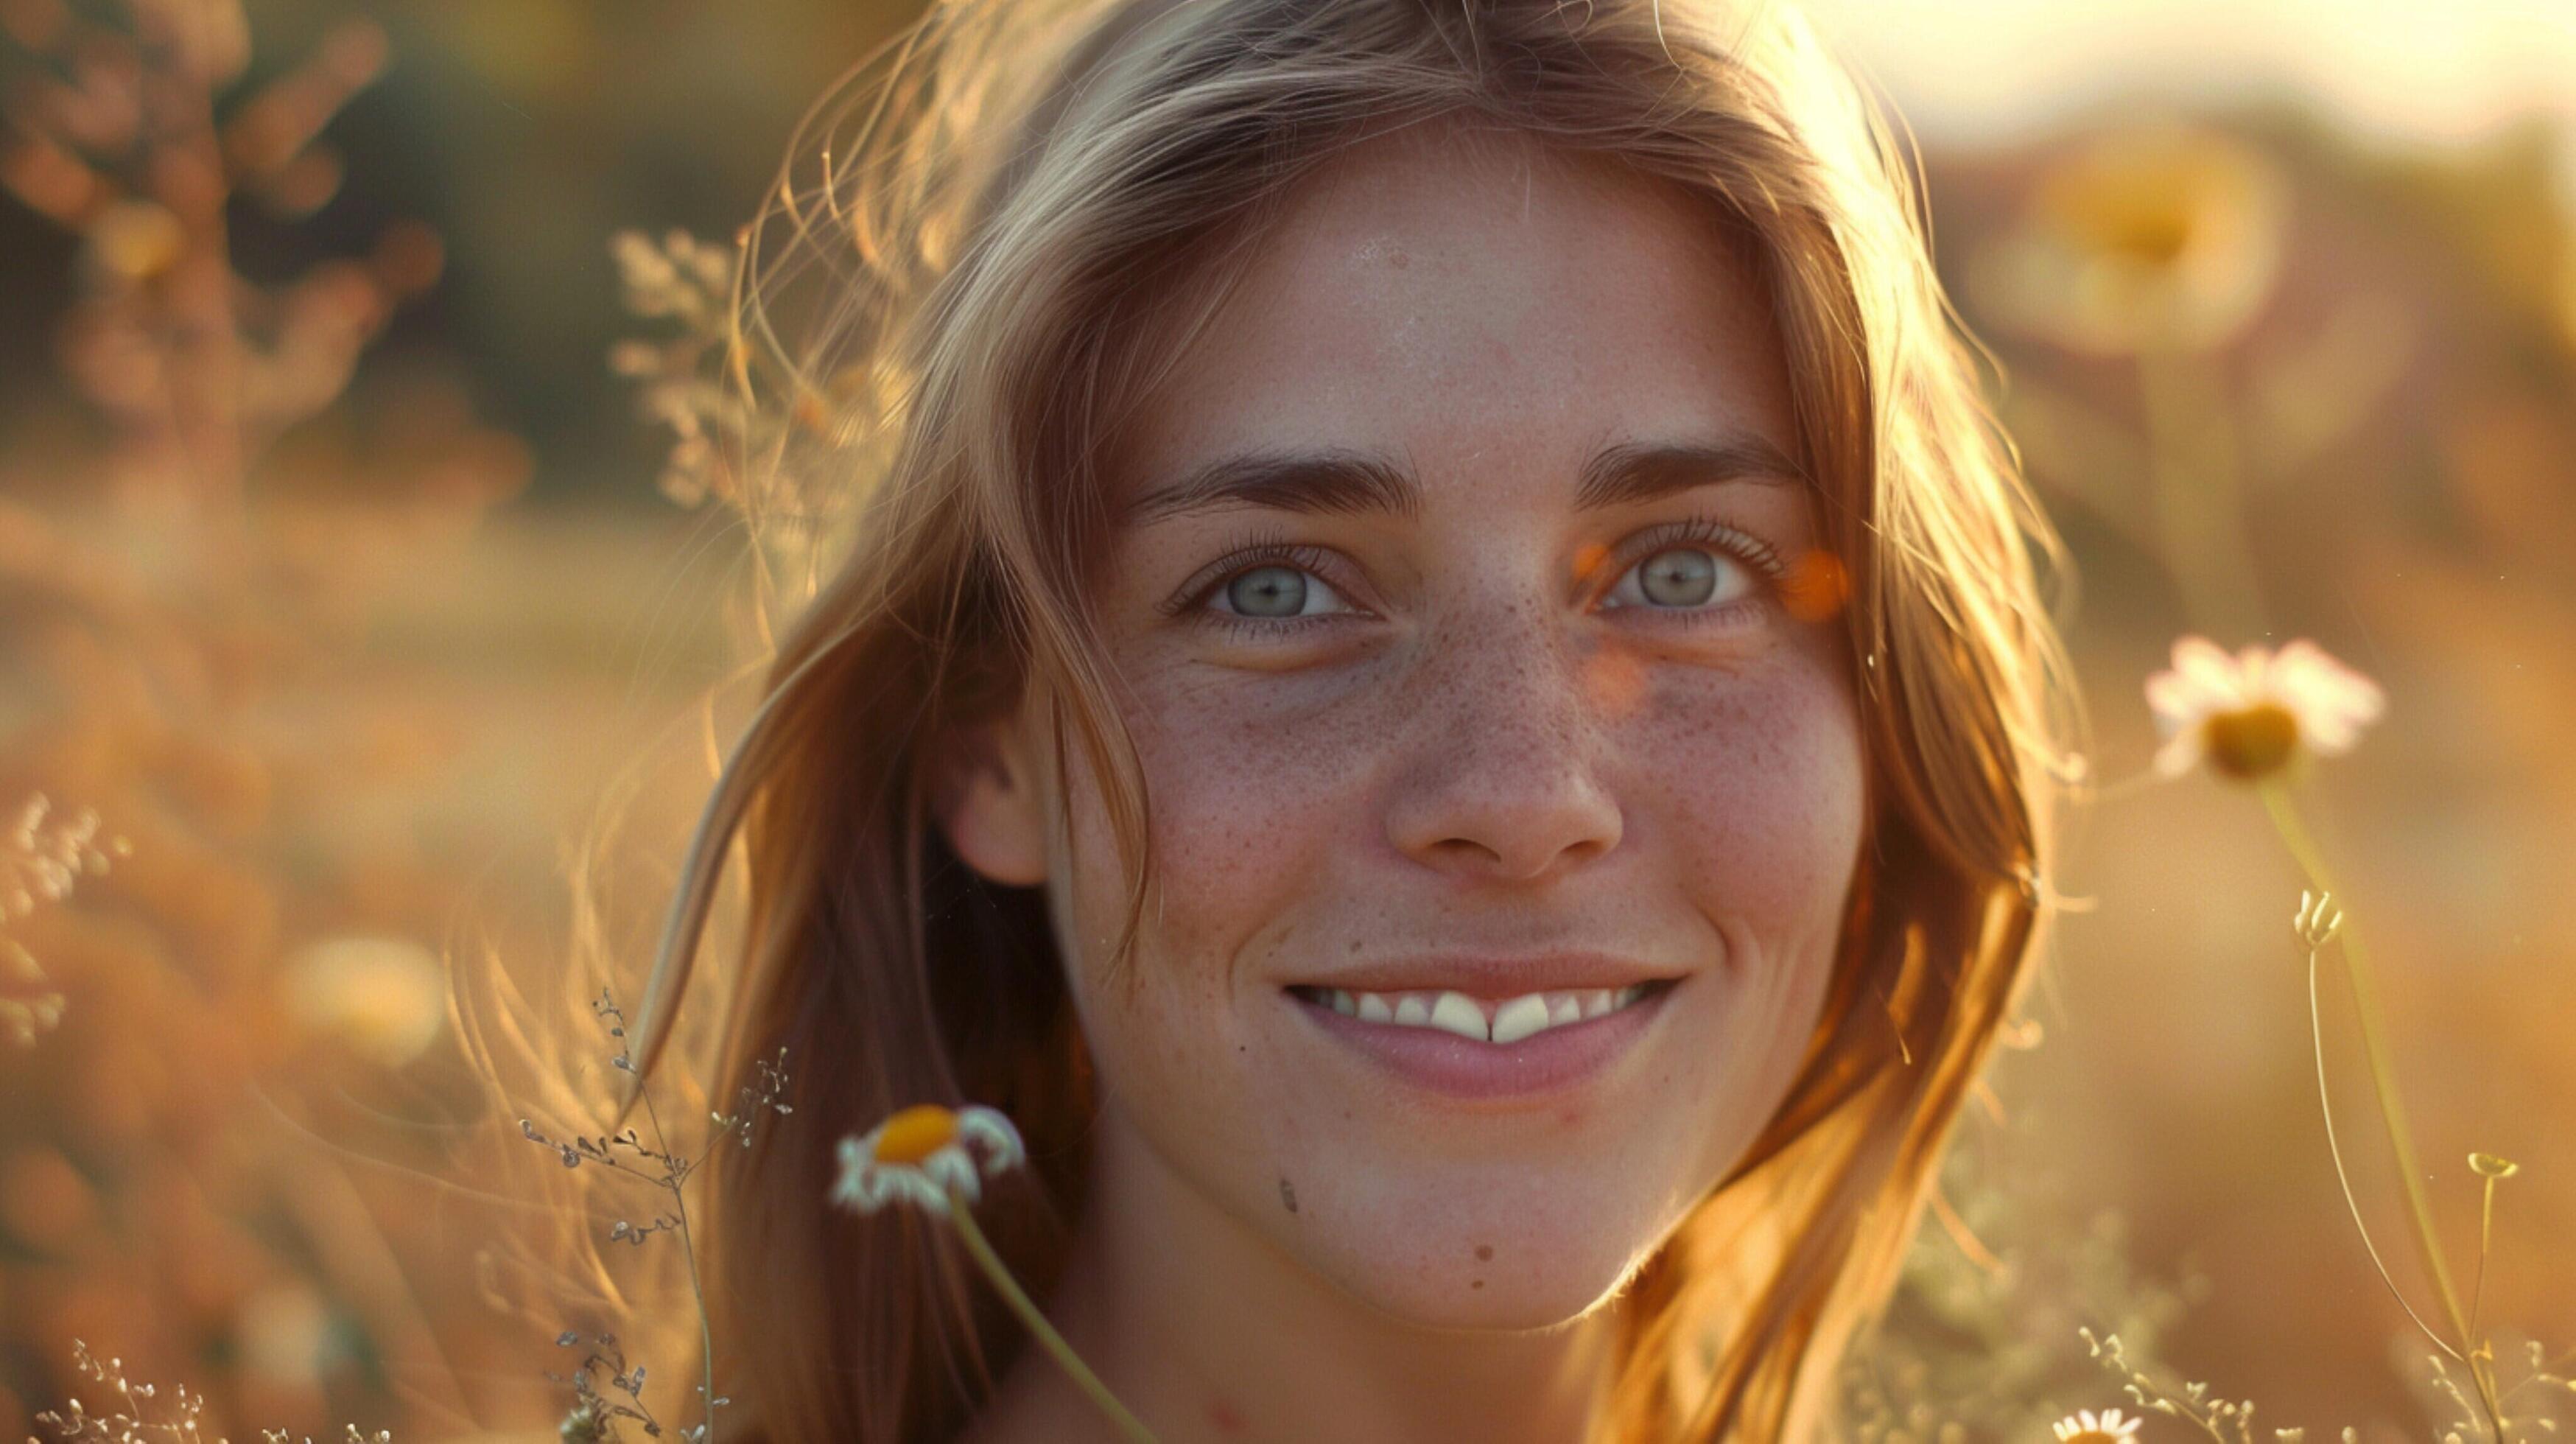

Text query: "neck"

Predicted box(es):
[972, 1107, 1629, 1444]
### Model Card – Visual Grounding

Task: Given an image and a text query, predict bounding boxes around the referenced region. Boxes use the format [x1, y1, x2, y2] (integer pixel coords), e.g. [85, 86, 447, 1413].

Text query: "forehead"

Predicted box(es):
[1110, 122, 1798, 513]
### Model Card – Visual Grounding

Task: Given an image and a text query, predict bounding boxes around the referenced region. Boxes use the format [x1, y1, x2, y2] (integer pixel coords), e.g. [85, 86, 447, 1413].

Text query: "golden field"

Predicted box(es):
[1, 1, 2571, 1439]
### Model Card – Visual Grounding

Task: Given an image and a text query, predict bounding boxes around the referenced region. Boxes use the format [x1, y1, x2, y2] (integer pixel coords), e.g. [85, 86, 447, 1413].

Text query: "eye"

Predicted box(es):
[1219, 562, 1348, 620]
[1166, 539, 1365, 632]
[1601, 519, 1784, 616]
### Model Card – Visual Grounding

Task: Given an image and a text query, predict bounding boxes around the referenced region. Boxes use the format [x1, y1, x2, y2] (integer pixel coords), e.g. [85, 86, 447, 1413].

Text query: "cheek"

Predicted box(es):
[1040, 681, 1339, 1074]
[1056, 665, 1381, 978]
[1623, 653, 1867, 937]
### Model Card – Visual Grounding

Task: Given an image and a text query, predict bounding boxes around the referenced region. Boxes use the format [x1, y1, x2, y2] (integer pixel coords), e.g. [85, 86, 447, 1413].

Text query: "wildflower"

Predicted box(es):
[829, 1104, 1159, 1442]
[2052, 1407, 2144, 1443]
[832, 1103, 1026, 1213]
[2147, 636, 2383, 782]
[1977, 122, 2287, 355]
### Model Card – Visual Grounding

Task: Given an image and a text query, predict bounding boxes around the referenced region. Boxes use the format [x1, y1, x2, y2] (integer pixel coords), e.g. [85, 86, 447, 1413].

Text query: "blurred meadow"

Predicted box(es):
[0, 1, 2571, 1440]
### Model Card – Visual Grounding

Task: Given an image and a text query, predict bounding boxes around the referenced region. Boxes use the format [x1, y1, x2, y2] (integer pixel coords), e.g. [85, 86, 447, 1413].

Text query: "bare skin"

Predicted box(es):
[940, 118, 1866, 1444]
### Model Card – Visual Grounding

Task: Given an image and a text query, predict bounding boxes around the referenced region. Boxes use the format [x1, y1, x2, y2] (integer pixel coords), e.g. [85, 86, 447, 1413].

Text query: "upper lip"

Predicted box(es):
[1285, 953, 1685, 1000]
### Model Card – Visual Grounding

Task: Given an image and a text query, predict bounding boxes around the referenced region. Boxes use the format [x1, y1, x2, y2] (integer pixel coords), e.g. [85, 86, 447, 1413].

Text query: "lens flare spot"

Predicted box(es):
[1780, 548, 1848, 623]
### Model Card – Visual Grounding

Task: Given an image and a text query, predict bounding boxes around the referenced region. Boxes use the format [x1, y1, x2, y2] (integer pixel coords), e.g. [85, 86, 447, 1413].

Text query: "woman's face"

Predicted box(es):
[944, 124, 1867, 1330]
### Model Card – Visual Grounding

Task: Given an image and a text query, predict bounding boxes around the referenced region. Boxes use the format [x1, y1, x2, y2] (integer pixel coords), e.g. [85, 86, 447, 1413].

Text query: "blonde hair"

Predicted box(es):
[617, 1, 2086, 1438]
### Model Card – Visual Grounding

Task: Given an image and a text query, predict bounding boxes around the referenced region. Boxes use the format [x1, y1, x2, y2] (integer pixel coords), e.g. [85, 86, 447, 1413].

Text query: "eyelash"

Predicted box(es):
[1162, 516, 1792, 639]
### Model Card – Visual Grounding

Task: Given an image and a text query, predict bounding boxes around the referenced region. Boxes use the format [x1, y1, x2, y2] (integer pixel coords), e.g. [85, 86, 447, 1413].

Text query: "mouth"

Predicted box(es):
[1282, 979, 1674, 1043]
[1282, 975, 1683, 1102]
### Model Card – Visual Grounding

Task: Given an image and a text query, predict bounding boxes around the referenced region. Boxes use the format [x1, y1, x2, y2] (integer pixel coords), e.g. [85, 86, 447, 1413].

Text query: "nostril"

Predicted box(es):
[1382, 723, 1624, 879]
[1414, 819, 1616, 883]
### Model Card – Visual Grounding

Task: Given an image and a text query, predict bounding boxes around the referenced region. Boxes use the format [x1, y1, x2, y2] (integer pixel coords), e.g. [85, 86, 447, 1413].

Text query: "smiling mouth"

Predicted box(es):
[1283, 979, 1678, 1045]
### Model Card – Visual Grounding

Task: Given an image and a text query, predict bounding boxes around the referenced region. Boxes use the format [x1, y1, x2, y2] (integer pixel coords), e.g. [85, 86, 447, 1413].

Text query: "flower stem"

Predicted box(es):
[2137, 346, 2270, 641]
[944, 1195, 1160, 1444]
[2260, 781, 2512, 1438]
[634, 1079, 721, 1441]
[2304, 941, 2457, 1361]
[2467, 1173, 2497, 1350]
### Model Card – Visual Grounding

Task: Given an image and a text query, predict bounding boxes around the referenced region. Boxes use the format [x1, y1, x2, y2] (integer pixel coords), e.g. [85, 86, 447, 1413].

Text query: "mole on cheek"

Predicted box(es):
[1475, 1244, 1493, 1262]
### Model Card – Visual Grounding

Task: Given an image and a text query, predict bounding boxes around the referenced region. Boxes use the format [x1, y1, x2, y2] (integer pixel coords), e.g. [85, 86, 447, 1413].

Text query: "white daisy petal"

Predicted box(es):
[2152, 726, 2208, 778]
[850, 1168, 885, 1210]
[2176, 635, 2253, 707]
[854, 1168, 894, 1212]
[2277, 647, 2384, 752]
[925, 1148, 983, 1205]
[888, 1168, 950, 1213]
[2145, 669, 2228, 737]
[2303, 714, 2362, 752]
[2147, 634, 2259, 739]
[831, 1136, 873, 1210]
[957, 1104, 1028, 1174]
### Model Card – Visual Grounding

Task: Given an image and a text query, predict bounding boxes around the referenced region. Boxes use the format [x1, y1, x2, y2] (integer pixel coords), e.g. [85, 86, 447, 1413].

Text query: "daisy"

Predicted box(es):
[2052, 1406, 2144, 1443]
[827, 1103, 1159, 1442]
[2146, 635, 2384, 782]
[832, 1102, 1026, 1213]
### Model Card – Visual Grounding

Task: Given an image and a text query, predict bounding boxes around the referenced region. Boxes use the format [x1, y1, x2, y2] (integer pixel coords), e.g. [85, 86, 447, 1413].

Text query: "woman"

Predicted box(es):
[620, 0, 2085, 1439]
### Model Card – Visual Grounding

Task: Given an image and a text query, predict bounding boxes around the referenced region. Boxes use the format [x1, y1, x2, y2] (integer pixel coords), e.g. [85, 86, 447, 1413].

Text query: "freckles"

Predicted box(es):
[1580, 645, 1652, 720]
[1626, 658, 1861, 911]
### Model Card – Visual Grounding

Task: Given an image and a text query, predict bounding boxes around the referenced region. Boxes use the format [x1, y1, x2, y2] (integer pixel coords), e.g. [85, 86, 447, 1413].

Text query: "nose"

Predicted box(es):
[1382, 615, 1626, 884]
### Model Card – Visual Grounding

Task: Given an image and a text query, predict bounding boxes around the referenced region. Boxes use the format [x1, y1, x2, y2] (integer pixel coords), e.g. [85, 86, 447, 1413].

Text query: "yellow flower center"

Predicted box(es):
[2096, 207, 2197, 268]
[872, 1104, 960, 1166]
[2060, 1432, 2129, 1444]
[2202, 702, 2299, 779]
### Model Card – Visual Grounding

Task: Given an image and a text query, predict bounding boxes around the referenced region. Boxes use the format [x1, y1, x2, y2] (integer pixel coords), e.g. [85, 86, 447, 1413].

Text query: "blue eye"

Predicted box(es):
[1226, 564, 1313, 617]
[1190, 544, 1358, 627]
[1608, 545, 1749, 610]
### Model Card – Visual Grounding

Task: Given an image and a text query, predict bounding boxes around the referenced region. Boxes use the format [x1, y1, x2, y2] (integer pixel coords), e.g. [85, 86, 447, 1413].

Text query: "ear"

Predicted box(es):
[929, 711, 1051, 888]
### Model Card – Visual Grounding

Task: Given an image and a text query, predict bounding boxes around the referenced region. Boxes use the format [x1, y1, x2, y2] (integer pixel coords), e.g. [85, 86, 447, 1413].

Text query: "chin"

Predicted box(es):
[1281, 1175, 1668, 1332]
[1328, 1239, 1643, 1332]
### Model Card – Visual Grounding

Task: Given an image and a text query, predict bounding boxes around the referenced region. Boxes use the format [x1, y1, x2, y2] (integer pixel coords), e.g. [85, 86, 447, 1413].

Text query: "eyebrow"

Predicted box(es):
[1119, 435, 1808, 527]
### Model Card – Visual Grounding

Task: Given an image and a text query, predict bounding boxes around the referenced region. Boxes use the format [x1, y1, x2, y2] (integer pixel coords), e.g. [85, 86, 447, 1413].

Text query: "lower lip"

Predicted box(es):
[1286, 984, 1676, 1103]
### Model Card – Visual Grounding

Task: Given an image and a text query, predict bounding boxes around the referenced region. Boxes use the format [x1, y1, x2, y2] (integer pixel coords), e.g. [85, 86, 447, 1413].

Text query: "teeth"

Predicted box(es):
[1489, 994, 1551, 1045]
[1428, 990, 1487, 1041]
[1316, 983, 1660, 1042]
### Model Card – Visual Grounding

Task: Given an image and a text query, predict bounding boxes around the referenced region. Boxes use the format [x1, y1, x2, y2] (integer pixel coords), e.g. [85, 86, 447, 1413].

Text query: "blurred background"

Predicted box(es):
[0, 0, 2569, 1439]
